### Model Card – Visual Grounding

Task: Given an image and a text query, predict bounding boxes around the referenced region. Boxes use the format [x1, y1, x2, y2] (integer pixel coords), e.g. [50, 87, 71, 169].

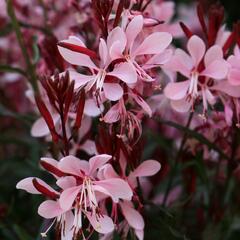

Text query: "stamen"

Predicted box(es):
[41, 218, 56, 238]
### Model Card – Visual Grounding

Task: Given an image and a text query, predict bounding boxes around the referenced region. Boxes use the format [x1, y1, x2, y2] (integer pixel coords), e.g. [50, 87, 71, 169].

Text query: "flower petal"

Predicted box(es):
[133, 95, 152, 117]
[120, 201, 144, 230]
[38, 200, 64, 219]
[204, 45, 223, 66]
[187, 35, 205, 66]
[107, 27, 126, 60]
[131, 160, 161, 177]
[59, 186, 80, 210]
[68, 71, 95, 89]
[16, 177, 57, 195]
[165, 49, 192, 77]
[84, 99, 104, 117]
[228, 68, 240, 86]
[95, 179, 133, 202]
[58, 155, 89, 176]
[58, 36, 97, 69]
[103, 83, 123, 101]
[135, 229, 144, 240]
[31, 114, 60, 137]
[126, 15, 143, 52]
[164, 80, 189, 100]
[201, 60, 228, 80]
[99, 38, 109, 66]
[88, 154, 112, 175]
[133, 32, 172, 56]
[144, 49, 173, 69]
[211, 80, 240, 97]
[108, 62, 137, 84]
[56, 176, 77, 190]
[86, 212, 114, 234]
[103, 103, 120, 123]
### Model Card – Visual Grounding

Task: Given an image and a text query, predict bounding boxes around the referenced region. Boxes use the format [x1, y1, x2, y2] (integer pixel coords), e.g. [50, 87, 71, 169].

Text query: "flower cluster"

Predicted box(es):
[1, 0, 240, 239]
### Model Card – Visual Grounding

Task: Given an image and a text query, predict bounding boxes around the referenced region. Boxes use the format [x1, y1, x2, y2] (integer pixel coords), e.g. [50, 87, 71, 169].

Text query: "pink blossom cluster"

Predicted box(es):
[17, 154, 160, 239]
[1, 0, 239, 239]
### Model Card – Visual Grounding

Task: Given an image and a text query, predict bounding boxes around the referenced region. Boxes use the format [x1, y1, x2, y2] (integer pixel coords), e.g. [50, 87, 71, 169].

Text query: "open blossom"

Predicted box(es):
[110, 15, 172, 82]
[57, 154, 133, 235]
[58, 35, 137, 101]
[98, 152, 161, 240]
[164, 35, 234, 114]
[16, 157, 74, 239]
[16, 154, 133, 238]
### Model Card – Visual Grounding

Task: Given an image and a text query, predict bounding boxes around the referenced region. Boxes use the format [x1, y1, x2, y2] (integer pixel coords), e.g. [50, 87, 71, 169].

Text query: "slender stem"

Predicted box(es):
[162, 112, 193, 206]
[7, 0, 39, 93]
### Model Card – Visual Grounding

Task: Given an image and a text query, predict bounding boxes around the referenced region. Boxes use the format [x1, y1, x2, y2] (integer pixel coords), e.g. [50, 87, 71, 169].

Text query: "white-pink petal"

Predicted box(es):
[103, 83, 123, 101]
[16, 177, 58, 195]
[31, 114, 60, 137]
[103, 104, 120, 123]
[131, 160, 161, 177]
[68, 71, 95, 89]
[135, 229, 144, 240]
[120, 201, 144, 230]
[58, 155, 89, 176]
[95, 178, 133, 202]
[38, 200, 64, 219]
[204, 45, 223, 66]
[88, 154, 112, 176]
[56, 176, 77, 190]
[84, 99, 104, 117]
[107, 27, 126, 60]
[201, 60, 228, 80]
[165, 49, 192, 77]
[99, 38, 109, 66]
[144, 49, 173, 69]
[86, 212, 114, 234]
[164, 80, 189, 100]
[59, 186, 80, 210]
[58, 36, 97, 69]
[126, 15, 144, 52]
[228, 68, 240, 86]
[211, 80, 240, 97]
[108, 62, 137, 84]
[187, 35, 206, 66]
[133, 32, 172, 56]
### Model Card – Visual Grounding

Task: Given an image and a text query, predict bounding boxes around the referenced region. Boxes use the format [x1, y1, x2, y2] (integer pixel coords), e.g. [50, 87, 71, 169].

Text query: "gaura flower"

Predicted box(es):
[164, 35, 233, 114]
[108, 15, 172, 82]
[98, 153, 161, 240]
[57, 154, 133, 235]
[58, 35, 137, 101]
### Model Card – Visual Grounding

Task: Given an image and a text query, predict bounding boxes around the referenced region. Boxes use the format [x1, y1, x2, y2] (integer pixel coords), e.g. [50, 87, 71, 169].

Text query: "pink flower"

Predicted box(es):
[16, 158, 74, 239]
[57, 154, 133, 235]
[164, 35, 230, 114]
[58, 36, 137, 101]
[109, 15, 172, 82]
[99, 154, 161, 240]
[16, 155, 131, 238]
